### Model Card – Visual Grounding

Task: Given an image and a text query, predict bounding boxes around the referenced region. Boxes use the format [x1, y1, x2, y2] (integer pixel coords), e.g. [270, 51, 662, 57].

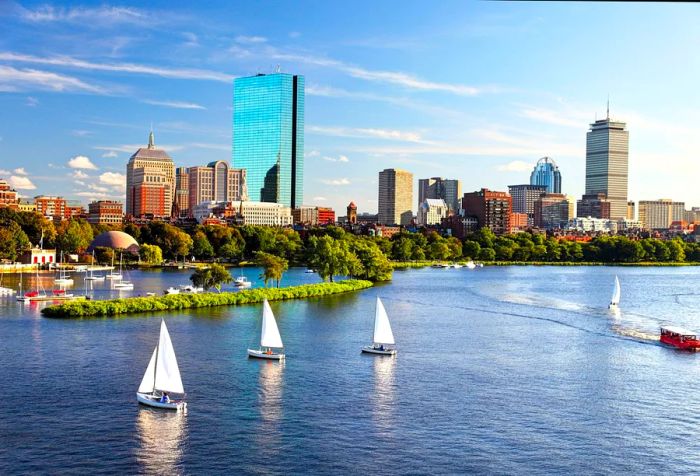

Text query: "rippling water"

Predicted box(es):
[2, 266, 700, 474]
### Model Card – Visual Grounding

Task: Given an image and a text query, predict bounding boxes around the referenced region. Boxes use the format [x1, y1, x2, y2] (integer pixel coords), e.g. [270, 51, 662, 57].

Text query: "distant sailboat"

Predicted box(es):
[113, 253, 133, 290]
[136, 320, 187, 411]
[84, 251, 105, 282]
[54, 251, 74, 286]
[106, 253, 122, 281]
[362, 297, 397, 355]
[248, 299, 285, 360]
[609, 275, 621, 310]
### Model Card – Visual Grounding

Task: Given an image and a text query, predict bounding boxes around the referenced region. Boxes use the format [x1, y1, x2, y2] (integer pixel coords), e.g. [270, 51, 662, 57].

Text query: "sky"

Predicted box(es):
[1, 1, 699, 215]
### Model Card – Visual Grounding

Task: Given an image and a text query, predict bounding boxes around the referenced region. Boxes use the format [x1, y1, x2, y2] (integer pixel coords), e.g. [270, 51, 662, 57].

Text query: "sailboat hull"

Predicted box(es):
[247, 349, 285, 360]
[136, 392, 186, 411]
[362, 346, 397, 355]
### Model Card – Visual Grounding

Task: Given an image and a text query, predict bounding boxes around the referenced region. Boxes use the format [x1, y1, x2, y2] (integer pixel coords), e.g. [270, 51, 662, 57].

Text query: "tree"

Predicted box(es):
[668, 238, 686, 262]
[255, 251, 289, 287]
[307, 235, 356, 282]
[56, 219, 93, 254]
[477, 247, 496, 261]
[190, 263, 232, 292]
[350, 239, 392, 282]
[94, 246, 115, 265]
[462, 240, 481, 260]
[0, 221, 30, 261]
[391, 236, 414, 261]
[192, 231, 214, 260]
[140, 244, 163, 265]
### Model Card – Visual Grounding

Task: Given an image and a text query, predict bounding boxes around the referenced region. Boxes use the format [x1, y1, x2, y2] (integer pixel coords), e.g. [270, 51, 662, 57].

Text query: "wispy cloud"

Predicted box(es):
[235, 35, 267, 44]
[8, 175, 36, 190]
[0, 52, 233, 83]
[71, 130, 91, 137]
[313, 196, 327, 201]
[26, 96, 39, 107]
[93, 144, 183, 153]
[496, 160, 533, 172]
[320, 178, 351, 186]
[72, 170, 88, 179]
[19, 5, 147, 24]
[0, 65, 107, 94]
[308, 125, 426, 143]
[68, 155, 98, 169]
[13, 168, 27, 175]
[101, 150, 118, 158]
[142, 99, 206, 110]
[322, 155, 350, 163]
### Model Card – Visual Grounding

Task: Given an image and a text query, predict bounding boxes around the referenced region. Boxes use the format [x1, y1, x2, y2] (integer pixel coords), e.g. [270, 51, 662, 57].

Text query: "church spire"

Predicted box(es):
[148, 128, 155, 149]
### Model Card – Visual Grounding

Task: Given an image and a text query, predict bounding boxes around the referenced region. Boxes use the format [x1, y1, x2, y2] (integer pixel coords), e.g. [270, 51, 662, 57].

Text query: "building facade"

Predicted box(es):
[317, 207, 335, 225]
[0, 179, 18, 208]
[174, 167, 190, 218]
[577, 193, 611, 219]
[378, 168, 413, 226]
[585, 114, 629, 220]
[461, 188, 512, 235]
[34, 196, 66, 220]
[191, 200, 293, 226]
[627, 201, 636, 221]
[534, 193, 574, 230]
[638, 199, 686, 230]
[125, 131, 175, 218]
[347, 202, 357, 224]
[418, 177, 461, 213]
[417, 198, 449, 226]
[88, 200, 123, 225]
[508, 184, 547, 226]
[530, 157, 562, 193]
[187, 161, 246, 215]
[233, 73, 304, 208]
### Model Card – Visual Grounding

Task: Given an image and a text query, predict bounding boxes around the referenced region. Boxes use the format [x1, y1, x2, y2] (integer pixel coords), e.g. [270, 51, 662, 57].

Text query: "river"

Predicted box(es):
[1, 265, 699, 474]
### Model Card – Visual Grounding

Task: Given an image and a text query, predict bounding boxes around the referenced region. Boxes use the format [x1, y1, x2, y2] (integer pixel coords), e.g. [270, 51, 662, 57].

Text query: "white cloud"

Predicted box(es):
[94, 144, 183, 153]
[19, 5, 147, 24]
[320, 178, 351, 186]
[305, 150, 320, 158]
[496, 160, 533, 172]
[142, 99, 206, 110]
[313, 196, 327, 201]
[99, 172, 126, 187]
[88, 183, 110, 192]
[0, 169, 10, 175]
[321, 155, 350, 163]
[309, 125, 425, 143]
[26, 96, 39, 107]
[13, 168, 27, 175]
[0, 65, 107, 94]
[71, 130, 91, 137]
[8, 175, 36, 190]
[68, 155, 98, 169]
[0, 52, 232, 83]
[235, 35, 267, 44]
[72, 170, 88, 179]
[101, 151, 118, 158]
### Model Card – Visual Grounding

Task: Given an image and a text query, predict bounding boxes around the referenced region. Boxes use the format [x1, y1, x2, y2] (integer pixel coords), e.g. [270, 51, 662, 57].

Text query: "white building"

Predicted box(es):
[417, 198, 449, 226]
[191, 201, 292, 226]
[567, 216, 617, 233]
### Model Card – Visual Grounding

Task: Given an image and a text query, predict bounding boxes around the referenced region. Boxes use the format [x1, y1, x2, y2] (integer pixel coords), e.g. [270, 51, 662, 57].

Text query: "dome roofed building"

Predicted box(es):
[87, 231, 140, 254]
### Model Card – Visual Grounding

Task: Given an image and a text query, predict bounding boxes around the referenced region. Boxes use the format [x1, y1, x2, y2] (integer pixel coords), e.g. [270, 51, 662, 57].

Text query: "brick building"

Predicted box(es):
[461, 188, 512, 235]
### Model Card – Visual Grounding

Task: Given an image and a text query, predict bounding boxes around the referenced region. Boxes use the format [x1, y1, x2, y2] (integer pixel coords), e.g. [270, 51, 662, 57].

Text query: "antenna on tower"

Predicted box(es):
[606, 95, 610, 120]
[275, 64, 281, 73]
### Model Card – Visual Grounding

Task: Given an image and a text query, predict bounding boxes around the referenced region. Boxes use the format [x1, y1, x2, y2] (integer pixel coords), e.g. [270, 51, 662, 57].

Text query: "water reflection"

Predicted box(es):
[371, 356, 396, 435]
[136, 408, 187, 474]
[254, 361, 284, 454]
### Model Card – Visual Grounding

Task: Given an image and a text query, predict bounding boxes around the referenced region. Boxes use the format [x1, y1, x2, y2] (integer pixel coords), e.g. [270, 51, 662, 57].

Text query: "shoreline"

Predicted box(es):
[41, 279, 374, 318]
[390, 260, 700, 268]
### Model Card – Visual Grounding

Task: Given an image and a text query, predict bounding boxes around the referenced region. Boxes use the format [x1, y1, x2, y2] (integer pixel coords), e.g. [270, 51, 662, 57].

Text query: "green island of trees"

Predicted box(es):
[41, 279, 374, 318]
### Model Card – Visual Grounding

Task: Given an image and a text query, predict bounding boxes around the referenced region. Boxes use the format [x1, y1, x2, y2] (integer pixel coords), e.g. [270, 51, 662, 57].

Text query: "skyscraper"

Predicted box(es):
[508, 184, 547, 226]
[233, 72, 304, 208]
[529, 157, 561, 193]
[584, 110, 629, 220]
[418, 177, 461, 213]
[125, 131, 175, 218]
[378, 168, 413, 225]
[461, 188, 512, 235]
[187, 161, 247, 214]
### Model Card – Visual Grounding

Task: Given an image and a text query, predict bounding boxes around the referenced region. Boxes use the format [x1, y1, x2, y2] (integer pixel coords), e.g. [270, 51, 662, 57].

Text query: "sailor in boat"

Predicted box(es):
[160, 392, 170, 404]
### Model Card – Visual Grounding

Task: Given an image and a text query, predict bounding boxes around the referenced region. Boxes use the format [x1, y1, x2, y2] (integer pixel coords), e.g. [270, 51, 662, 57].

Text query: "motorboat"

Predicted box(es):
[362, 297, 397, 355]
[248, 299, 285, 360]
[136, 319, 187, 411]
[466, 261, 477, 270]
[304, 269, 315, 273]
[165, 287, 180, 295]
[234, 276, 252, 288]
[179, 285, 204, 294]
[660, 326, 700, 351]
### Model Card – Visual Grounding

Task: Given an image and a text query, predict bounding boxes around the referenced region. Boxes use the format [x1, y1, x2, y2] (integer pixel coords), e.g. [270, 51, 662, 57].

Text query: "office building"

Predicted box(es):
[584, 111, 629, 220]
[188, 161, 247, 215]
[577, 193, 611, 219]
[88, 200, 123, 225]
[508, 184, 547, 226]
[461, 188, 512, 235]
[627, 201, 636, 221]
[174, 167, 190, 218]
[534, 193, 574, 230]
[191, 200, 293, 227]
[418, 177, 461, 213]
[0, 179, 18, 208]
[233, 72, 304, 208]
[378, 168, 413, 226]
[126, 131, 175, 218]
[530, 157, 562, 193]
[417, 198, 449, 226]
[638, 199, 686, 230]
[34, 196, 66, 220]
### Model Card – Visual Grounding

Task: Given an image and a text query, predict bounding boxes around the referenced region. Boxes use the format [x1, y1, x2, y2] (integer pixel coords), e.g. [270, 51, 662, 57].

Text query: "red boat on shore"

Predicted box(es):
[660, 326, 700, 351]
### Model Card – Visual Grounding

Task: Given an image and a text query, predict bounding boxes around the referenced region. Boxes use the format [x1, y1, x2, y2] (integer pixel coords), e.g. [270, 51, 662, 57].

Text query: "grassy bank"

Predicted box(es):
[42, 279, 373, 318]
[390, 260, 700, 268]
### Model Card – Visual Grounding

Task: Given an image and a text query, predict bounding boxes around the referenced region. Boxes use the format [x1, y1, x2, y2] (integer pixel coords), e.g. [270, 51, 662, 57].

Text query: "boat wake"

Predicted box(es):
[611, 325, 659, 343]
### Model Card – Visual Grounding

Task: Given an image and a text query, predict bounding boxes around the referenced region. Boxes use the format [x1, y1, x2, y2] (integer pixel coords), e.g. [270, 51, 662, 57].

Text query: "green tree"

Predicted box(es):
[391, 236, 414, 261]
[255, 251, 289, 287]
[668, 238, 686, 262]
[462, 240, 481, 260]
[190, 263, 233, 292]
[350, 239, 392, 282]
[0, 221, 30, 261]
[192, 231, 214, 260]
[139, 244, 163, 265]
[56, 219, 93, 254]
[307, 235, 353, 282]
[94, 246, 115, 265]
[477, 247, 496, 261]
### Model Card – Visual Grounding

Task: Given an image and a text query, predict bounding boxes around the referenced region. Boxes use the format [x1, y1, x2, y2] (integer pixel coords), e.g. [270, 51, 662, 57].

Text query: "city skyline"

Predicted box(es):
[1, 2, 700, 215]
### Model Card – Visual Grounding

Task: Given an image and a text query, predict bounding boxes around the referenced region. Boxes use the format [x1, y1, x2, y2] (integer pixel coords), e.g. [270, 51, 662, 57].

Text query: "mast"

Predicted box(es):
[152, 323, 160, 394]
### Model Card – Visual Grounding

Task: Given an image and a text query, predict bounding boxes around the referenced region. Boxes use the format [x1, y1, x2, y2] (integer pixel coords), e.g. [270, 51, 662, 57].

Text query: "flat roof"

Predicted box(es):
[661, 325, 697, 336]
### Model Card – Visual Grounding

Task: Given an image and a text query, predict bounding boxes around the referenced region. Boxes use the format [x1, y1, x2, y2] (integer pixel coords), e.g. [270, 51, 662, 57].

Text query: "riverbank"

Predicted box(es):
[390, 260, 700, 268]
[41, 279, 374, 318]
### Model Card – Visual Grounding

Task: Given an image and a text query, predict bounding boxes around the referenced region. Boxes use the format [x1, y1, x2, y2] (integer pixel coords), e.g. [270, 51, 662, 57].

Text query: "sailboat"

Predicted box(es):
[54, 251, 74, 286]
[113, 253, 134, 290]
[0, 271, 15, 295]
[362, 297, 397, 355]
[136, 319, 187, 411]
[106, 253, 123, 280]
[84, 251, 105, 282]
[608, 275, 621, 310]
[247, 299, 285, 360]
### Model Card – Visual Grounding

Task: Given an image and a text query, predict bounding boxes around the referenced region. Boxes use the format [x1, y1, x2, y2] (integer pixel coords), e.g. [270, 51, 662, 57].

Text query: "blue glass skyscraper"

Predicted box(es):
[233, 73, 304, 208]
[529, 157, 561, 193]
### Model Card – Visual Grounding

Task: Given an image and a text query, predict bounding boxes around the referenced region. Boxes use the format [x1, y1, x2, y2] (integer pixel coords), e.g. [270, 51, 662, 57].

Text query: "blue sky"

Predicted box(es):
[1, 1, 699, 215]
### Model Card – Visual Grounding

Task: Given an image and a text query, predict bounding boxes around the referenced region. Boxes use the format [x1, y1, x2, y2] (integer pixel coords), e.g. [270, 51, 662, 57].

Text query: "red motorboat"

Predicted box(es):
[660, 326, 700, 351]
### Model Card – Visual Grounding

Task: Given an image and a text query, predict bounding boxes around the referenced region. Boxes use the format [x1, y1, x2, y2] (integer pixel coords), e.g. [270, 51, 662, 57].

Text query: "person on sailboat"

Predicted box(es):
[160, 392, 170, 403]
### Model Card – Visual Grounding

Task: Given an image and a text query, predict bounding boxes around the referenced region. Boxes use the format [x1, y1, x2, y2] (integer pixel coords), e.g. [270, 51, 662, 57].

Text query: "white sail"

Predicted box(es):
[138, 347, 157, 393]
[373, 297, 395, 345]
[153, 320, 185, 394]
[611, 276, 621, 305]
[260, 300, 284, 349]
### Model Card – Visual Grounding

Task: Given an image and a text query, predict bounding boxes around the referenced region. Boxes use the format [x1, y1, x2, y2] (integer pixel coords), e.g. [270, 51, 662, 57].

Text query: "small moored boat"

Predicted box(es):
[165, 287, 180, 295]
[247, 299, 285, 360]
[136, 319, 187, 411]
[234, 276, 252, 288]
[362, 297, 397, 355]
[660, 326, 700, 351]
